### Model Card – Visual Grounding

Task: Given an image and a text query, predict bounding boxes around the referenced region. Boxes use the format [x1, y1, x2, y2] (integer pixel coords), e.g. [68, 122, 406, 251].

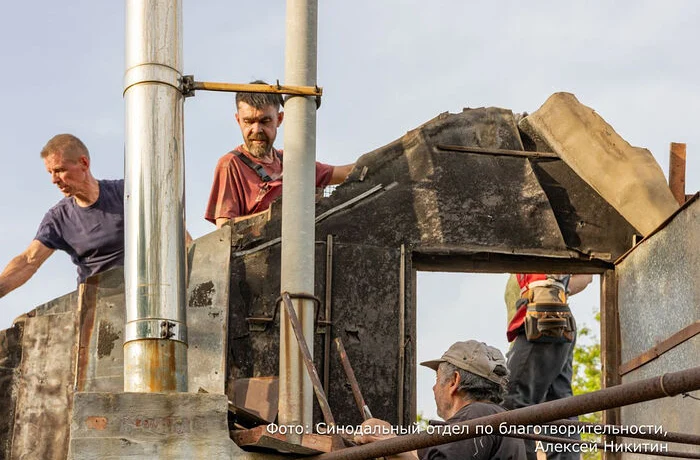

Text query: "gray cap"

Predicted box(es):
[420, 340, 507, 385]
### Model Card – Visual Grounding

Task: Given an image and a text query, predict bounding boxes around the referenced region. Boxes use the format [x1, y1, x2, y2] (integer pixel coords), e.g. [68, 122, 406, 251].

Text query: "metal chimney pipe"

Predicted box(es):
[279, 0, 318, 429]
[123, 0, 187, 392]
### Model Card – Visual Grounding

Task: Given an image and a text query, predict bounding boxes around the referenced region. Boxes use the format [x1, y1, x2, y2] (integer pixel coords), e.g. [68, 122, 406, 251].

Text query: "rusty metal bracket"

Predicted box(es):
[620, 321, 700, 376]
[246, 292, 325, 332]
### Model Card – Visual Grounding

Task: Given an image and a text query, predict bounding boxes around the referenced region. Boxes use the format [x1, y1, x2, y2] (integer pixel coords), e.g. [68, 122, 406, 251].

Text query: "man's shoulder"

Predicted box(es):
[98, 179, 124, 191]
[214, 147, 245, 167]
[40, 197, 75, 226]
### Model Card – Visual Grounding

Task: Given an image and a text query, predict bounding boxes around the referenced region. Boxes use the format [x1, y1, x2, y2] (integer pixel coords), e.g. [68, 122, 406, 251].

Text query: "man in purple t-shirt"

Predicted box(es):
[0, 134, 124, 298]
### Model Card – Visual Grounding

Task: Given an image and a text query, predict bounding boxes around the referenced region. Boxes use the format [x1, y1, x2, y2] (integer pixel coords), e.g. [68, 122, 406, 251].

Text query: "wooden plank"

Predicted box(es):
[436, 143, 559, 159]
[230, 425, 336, 454]
[600, 270, 621, 460]
[619, 321, 700, 375]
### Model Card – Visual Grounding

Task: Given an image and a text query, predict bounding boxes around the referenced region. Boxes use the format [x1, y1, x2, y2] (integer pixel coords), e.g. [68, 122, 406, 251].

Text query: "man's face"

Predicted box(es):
[44, 151, 89, 197]
[432, 366, 452, 420]
[235, 101, 284, 158]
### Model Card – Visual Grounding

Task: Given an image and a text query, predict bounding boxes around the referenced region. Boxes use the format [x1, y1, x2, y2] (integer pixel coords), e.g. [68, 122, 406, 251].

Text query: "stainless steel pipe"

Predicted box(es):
[123, 0, 187, 392]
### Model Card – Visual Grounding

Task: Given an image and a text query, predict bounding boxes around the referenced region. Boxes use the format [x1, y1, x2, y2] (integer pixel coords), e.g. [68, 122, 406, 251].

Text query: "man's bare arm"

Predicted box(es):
[0, 240, 54, 298]
[216, 209, 271, 229]
[329, 163, 355, 185]
[569, 274, 593, 296]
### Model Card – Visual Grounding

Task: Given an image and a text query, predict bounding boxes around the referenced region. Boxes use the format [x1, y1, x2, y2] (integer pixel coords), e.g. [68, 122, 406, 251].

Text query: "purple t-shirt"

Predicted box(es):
[35, 179, 125, 283]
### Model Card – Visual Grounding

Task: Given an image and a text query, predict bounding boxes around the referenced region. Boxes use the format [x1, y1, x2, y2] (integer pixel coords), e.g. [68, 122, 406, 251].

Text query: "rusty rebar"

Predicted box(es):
[308, 366, 700, 460]
[510, 432, 700, 459]
[280, 292, 336, 427]
[335, 337, 372, 420]
[551, 419, 700, 446]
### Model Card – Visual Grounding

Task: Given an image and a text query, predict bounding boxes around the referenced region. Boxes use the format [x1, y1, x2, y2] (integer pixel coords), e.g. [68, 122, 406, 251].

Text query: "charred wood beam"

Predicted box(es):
[412, 250, 612, 274]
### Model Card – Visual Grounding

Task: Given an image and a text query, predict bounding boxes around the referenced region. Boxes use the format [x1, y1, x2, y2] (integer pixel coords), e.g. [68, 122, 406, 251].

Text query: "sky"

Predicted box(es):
[0, 1, 698, 421]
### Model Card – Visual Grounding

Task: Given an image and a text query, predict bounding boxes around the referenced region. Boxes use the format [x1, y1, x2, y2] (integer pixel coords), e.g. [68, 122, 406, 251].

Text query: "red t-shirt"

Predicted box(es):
[205, 146, 334, 223]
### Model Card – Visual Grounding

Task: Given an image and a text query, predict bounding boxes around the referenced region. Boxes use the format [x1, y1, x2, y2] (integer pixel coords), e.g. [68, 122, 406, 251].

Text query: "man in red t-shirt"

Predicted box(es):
[205, 80, 355, 228]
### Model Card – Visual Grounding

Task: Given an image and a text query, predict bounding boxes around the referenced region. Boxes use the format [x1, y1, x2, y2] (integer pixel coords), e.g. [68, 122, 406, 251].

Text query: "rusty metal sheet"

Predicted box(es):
[620, 338, 700, 457]
[75, 267, 125, 392]
[231, 376, 279, 423]
[11, 310, 78, 460]
[617, 198, 699, 456]
[187, 225, 232, 394]
[0, 324, 22, 459]
[618, 199, 700, 363]
[228, 244, 411, 427]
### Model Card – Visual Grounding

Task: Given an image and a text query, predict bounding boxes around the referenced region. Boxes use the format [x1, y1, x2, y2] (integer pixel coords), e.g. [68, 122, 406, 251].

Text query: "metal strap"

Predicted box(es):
[233, 150, 283, 183]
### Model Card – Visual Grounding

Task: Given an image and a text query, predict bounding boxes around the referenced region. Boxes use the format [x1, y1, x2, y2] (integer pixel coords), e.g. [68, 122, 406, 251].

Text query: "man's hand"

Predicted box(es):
[354, 418, 418, 460]
[329, 163, 355, 185]
[0, 240, 54, 299]
[354, 418, 395, 445]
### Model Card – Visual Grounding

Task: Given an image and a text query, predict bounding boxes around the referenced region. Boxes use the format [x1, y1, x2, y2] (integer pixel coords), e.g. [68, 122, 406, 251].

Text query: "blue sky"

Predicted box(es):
[0, 1, 698, 419]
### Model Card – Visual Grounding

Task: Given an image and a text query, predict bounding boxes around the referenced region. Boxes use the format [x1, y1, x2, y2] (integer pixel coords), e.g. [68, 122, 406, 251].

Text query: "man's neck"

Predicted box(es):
[73, 177, 100, 207]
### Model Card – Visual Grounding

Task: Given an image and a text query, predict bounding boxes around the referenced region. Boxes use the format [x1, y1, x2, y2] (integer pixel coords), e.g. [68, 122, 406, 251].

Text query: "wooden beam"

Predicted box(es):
[600, 270, 621, 460]
[669, 142, 687, 205]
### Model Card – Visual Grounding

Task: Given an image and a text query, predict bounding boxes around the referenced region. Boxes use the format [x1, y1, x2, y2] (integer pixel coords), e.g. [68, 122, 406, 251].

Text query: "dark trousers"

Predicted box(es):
[503, 334, 580, 460]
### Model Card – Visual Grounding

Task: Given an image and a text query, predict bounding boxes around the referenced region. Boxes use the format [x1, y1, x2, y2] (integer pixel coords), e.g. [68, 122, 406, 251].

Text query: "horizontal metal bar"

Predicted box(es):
[232, 184, 386, 258]
[308, 366, 700, 460]
[511, 432, 700, 459]
[436, 144, 559, 159]
[620, 321, 700, 375]
[552, 419, 700, 446]
[190, 80, 322, 96]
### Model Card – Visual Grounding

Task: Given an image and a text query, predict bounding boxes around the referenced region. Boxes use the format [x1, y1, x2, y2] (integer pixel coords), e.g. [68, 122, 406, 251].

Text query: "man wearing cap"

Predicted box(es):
[355, 340, 526, 459]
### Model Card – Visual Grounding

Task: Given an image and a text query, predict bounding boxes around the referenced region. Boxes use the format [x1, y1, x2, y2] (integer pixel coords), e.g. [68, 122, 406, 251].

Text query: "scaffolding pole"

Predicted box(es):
[278, 0, 319, 433]
[309, 367, 700, 460]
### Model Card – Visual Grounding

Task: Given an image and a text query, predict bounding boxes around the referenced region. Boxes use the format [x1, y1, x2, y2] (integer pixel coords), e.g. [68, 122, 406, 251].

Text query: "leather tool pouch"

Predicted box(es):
[524, 302, 576, 343]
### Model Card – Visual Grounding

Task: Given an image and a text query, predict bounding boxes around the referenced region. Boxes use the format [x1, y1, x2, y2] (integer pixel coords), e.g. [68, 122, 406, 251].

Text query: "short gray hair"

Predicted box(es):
[438, 361, 508, 404]
[235, 80, 283, 111]
[40, 134, 90, 161]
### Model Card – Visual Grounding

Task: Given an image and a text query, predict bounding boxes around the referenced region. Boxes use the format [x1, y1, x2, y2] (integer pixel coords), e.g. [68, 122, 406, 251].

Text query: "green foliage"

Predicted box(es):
[573, 311, 602, 460]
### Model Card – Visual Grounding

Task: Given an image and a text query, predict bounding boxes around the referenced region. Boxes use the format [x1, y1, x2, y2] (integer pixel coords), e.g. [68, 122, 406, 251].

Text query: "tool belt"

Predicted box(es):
[524, 302, 576, 343]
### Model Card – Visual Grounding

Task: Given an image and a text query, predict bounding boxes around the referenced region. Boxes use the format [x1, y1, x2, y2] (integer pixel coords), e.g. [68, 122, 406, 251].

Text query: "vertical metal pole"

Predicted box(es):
[323, 234, 334, 395]
[669, 142, 687, 206]
[123, 0, 187, 392]
[397, 244, 406, 425]
[279, 0, 318, 429]
[600, 270, 621, 460]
